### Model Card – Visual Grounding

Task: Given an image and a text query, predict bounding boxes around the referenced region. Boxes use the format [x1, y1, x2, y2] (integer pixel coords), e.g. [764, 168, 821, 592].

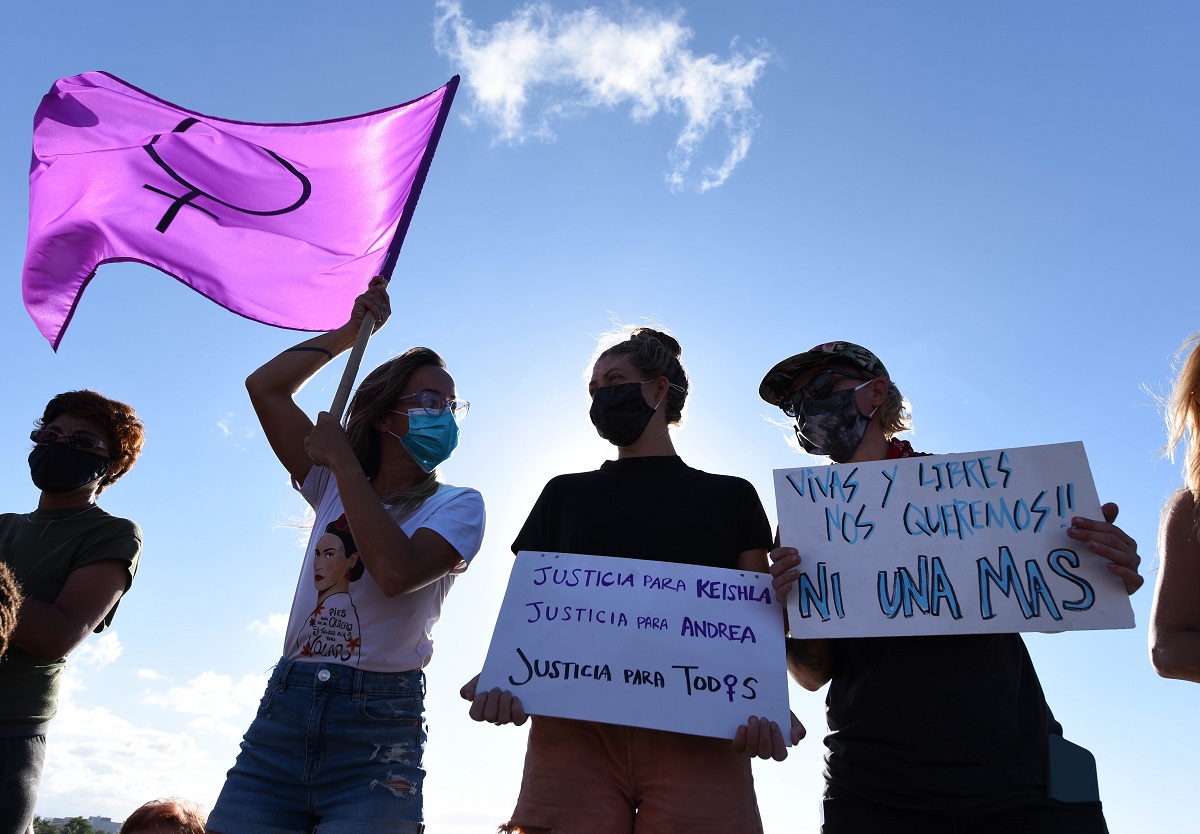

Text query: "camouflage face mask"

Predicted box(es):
[794, 380, 874, 463]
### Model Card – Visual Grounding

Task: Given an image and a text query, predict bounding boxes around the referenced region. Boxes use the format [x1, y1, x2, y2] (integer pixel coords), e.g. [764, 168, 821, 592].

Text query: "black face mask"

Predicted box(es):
[590, 382, 657, 447]
[28, 443, 110, 493]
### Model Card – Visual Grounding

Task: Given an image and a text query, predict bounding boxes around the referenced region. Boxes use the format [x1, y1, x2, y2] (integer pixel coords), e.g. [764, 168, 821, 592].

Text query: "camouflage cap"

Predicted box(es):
[759, 341, 890, 406]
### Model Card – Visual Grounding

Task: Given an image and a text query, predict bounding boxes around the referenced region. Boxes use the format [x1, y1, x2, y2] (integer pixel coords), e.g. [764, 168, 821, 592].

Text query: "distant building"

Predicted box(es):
[46, 817, 121, 833]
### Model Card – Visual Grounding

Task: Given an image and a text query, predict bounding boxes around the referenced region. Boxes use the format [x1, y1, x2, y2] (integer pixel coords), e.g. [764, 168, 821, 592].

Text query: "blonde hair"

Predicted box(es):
[879, 380, 913, 440]
[819, 360, 912, 440]
[1165, 333, 1200, 510]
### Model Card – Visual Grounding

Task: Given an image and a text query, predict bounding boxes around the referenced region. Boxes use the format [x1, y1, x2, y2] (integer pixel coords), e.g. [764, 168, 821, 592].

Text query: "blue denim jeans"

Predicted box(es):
[207, 658, 427, 834]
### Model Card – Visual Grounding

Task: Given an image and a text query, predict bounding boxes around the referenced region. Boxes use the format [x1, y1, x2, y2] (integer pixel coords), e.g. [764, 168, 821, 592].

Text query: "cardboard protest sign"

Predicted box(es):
[477, 551, 791, 741]
[773, 442, 1134, 638]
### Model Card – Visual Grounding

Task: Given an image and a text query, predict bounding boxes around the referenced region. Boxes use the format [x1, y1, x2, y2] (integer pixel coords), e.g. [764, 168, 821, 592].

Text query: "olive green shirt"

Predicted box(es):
[0, 507, 141, 725]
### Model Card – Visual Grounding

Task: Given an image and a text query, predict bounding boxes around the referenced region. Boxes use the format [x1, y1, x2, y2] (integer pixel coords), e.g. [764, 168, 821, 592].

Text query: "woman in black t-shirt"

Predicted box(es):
[464, 326, 801, 834]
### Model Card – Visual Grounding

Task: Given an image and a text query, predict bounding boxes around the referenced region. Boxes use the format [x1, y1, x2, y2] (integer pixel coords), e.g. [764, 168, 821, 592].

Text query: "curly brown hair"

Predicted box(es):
[119, 797, 206, 833]
[0, 562, 19, 659]
[38, 390, 145, 493]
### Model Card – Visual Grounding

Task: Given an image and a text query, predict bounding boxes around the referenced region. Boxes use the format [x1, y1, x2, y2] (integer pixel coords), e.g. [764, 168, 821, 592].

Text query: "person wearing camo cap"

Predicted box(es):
[758, 340, 1143, 834]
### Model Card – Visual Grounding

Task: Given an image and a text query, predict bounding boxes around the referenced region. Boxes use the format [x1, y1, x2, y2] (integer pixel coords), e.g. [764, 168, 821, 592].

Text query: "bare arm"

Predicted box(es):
[1150, 490, 1200, 682]
[248, 277, 458, 597]
[11, 560, 129, 660]
[245, 278, 390, 485]
[769, 545, 834, 689]
[304, 412, 465, 596]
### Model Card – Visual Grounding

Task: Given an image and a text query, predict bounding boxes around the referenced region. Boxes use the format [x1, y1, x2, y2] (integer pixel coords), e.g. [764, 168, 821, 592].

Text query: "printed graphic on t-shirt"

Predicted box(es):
[293, 513, 364, 664]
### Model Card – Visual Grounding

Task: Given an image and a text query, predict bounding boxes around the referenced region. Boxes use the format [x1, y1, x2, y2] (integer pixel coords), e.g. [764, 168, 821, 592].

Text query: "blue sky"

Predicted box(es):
[2, 2, 1197, 831]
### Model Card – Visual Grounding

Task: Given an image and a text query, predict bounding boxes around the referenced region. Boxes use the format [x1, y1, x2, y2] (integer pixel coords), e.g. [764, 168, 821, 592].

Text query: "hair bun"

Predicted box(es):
[630, 327, 682, 360]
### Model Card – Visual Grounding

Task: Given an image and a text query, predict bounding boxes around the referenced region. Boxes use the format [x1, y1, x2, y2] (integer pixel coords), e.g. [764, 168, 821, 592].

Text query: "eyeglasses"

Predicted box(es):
[781, 370, 868, 417]
[30, 429, 109, 452]
[393, 392, 470, 419]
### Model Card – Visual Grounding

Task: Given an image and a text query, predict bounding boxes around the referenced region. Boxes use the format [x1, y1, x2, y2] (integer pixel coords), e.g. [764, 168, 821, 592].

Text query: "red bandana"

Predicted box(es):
[887, 438, 916, 459]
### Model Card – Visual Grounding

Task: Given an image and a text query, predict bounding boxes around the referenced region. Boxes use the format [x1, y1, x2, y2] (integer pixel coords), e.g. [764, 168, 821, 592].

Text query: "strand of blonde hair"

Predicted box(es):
[1163, 333, 1200, 532]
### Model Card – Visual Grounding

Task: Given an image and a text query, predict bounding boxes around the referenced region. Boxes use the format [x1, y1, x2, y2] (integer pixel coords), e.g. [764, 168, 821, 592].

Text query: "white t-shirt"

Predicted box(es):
[282, 466, 486, 672]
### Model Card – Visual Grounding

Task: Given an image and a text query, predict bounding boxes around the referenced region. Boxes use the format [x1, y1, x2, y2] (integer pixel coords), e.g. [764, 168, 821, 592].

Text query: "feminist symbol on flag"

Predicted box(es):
[25, 71, 459, 350]
[141, 117, 312, 233]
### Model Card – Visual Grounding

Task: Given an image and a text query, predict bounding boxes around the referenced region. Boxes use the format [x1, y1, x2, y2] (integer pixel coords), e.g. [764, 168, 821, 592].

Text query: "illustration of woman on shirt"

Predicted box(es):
[297, 513, 363, 663]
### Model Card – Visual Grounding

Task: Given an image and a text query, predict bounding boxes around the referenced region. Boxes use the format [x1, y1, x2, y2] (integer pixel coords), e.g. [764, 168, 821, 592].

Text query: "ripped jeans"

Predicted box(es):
[208, 658, 427, 834]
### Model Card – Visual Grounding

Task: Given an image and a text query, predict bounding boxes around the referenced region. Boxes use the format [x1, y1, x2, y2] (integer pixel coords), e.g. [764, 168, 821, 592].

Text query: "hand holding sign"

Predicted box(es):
[460, 673, 528, 726]
[1065, 502, 1143, 594]
[767, 545, 803, 605]
[732, 712, 806, 762]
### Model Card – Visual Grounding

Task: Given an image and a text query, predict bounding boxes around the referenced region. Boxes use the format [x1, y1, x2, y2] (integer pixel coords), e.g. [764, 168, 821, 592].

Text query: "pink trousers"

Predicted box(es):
[506, 716, 764, 834]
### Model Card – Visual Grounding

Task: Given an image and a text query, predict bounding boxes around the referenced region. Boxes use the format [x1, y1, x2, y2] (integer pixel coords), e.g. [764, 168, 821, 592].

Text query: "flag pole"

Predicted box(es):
[325, 75, 460, 423]
[329, 304, 381, 422]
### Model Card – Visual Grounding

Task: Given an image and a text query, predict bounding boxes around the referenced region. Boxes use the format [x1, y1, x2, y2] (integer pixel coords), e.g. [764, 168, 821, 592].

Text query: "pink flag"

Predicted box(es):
[24, 71, 458, 350]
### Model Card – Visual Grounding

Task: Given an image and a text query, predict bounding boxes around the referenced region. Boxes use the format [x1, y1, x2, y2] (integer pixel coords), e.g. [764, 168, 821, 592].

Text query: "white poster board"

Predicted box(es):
[477, 551, 791, 741]
[773, 442, 1134, 638]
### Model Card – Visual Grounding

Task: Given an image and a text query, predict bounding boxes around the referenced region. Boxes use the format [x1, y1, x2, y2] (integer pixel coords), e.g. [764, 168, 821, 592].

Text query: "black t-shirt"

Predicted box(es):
[822, 446, 1069, 814]
[511, 455, 771, 568]
[825, 632, 1062, 814]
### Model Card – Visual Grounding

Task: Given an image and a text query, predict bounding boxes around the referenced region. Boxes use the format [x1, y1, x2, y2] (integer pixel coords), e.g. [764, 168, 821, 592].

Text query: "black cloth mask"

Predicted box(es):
[795, 384, 874, 463]
[28, 443, 110, 493]
[590, 382, 658, 447]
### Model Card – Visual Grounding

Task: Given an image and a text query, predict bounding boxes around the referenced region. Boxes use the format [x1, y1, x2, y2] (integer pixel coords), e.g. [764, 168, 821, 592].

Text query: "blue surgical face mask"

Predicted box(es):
[390, 408, 459, 472]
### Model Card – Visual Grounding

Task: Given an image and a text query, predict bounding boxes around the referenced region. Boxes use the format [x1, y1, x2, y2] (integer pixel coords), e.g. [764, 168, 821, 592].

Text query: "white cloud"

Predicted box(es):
[136, 668, 163, 680]
[248, 612, 288, 639]
[38, 699, 224, 821]
[140, 669, 267, 737]
[74, 631, 123, 667]
[216, 411, 254, 447]
[434, 1, 770, 191]
[37, 665, 233, 820]
[58, 633, 124, 698]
